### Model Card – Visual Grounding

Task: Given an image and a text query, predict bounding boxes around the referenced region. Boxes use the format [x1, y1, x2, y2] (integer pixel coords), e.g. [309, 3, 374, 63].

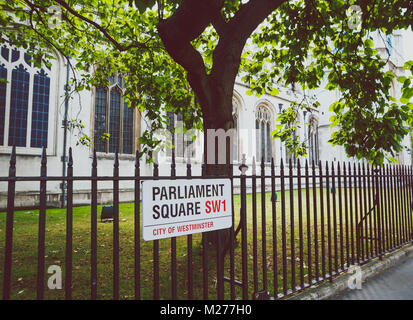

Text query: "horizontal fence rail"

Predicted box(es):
[1, 146, 413, 300]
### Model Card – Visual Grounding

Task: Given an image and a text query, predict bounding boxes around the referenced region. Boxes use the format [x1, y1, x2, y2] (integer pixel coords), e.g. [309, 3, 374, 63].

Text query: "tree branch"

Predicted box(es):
[226, 0, 287, 41]
[209, 0, 288, 104]
[211, 10, 226, 36]
[157, 0, 226, 114]
[156, 0, 288, 128]
[52, 0, 148, 52]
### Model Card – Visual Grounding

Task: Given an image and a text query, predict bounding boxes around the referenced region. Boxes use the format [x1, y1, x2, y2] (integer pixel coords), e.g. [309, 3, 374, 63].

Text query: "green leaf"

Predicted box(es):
[401, 88, 413, 102]
[270, 87, 279, 95]
[397, 76, 407, 84]
[403, 60, 413, 71]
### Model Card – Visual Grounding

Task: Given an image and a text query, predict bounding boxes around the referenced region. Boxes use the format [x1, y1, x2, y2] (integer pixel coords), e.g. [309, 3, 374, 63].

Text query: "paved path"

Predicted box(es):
[330, 255, 413, 300]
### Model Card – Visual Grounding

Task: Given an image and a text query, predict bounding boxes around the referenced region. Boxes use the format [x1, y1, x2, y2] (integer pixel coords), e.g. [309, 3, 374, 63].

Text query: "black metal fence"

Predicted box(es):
[1, 146, 413, 300]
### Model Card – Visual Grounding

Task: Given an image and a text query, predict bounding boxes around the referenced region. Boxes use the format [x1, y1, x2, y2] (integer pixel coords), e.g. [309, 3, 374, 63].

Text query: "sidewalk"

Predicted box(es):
[330, 254, 413, 300]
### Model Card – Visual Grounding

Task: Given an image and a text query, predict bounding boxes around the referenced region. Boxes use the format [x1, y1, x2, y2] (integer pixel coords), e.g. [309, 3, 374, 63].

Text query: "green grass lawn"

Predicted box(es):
[0, 186, 406, 299]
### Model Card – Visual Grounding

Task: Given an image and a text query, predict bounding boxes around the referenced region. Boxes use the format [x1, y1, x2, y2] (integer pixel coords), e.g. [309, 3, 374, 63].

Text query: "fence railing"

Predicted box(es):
[1, 146, 413, 300]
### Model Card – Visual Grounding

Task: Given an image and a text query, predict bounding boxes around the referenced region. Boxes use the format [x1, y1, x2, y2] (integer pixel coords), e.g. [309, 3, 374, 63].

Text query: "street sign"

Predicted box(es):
[142, 178, 232, 241]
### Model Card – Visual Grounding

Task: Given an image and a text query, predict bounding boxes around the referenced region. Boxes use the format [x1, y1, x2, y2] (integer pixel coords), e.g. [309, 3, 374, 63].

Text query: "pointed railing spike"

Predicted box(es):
[201, 154, 206, 176]
[186, 159, 191, 176]
[41, 146, 47, 165]
[92, 149, 97, 168]
[68, 147, 73, 167]
[271, 157, 275, 177]
[114, 151, 119, 167]
[153, 158, 159, 176]
[10, 145, 16, 166]
[135, 150, 140, 168]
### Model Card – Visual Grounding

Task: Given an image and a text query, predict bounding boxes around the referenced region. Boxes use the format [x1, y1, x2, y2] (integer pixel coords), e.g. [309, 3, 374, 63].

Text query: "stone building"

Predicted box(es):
[0, 30, 410, 208]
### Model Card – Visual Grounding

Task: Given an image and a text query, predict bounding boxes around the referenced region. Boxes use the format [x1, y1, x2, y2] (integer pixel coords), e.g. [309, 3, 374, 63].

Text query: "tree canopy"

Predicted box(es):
[1, 0, 413, 165]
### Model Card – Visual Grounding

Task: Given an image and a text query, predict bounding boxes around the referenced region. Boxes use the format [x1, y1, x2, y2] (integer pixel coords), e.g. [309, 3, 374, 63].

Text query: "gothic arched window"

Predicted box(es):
[285, 125, 296, 166]
[232, 98, 240, 162]
[93, 72, 135, 154]
[308, 116, 319, 164]
[109, 88, 121, 153]
[285, 114, 299, 167]
[166, 111, 195, 159]
[0, 45, 54, 150]
[255, 105, 272, 163]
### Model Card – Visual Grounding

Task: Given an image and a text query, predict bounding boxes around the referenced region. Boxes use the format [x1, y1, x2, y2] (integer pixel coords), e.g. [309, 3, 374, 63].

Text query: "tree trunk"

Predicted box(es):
[157, 0, 286, 246]
[203, 98, 234, 246]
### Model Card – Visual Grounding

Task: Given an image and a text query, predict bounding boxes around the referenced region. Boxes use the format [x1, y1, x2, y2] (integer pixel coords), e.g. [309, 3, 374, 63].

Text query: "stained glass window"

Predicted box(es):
[93, 73, 135, 154]
[11, 49, 19, 63]
[24, 53, 32, 67]
[9, 64, 29, 147]
[308, 117, 319, 164]
[109, 88, 121, 153]
[30, 69, 50, 148]
[94, 87, 107, 152]
[122, 101, 133, 154]
[109, 74, 115, 85]
[256, 105, 272, 163]
[1, 46, 9, 62]
[117, 74, 123, 87]
[0, 47, 53, 150]
[166, 112, 194, 159]
[0, 65, 7, 145]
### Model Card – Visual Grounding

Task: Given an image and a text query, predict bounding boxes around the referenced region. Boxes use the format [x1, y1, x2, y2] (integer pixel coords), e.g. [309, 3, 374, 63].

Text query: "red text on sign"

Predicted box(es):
[205, 200, 226, 214]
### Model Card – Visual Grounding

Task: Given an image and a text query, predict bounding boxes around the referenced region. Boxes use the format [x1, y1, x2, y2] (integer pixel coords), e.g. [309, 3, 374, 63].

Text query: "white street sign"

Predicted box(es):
[142, 178, 232, 241]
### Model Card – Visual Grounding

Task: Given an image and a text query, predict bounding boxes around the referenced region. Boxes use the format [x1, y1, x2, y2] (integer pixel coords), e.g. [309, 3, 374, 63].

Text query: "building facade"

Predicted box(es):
[0, 30, 411, 208]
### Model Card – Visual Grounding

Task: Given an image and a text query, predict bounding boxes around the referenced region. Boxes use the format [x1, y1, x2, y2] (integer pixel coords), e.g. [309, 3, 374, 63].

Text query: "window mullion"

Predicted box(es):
[133, 108, 138, 154]
[255, 119, 260, 161]
[266, 121, 271, 162]
[105, 87, 109, 153]
[3, 65, 11, 146]
[25, 72, 33, 148]
[119, 94, 123, 154]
